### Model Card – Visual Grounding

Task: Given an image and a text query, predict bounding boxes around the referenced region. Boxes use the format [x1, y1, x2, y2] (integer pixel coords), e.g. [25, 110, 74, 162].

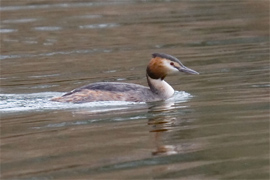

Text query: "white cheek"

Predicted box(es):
[163, 61, 179, 74]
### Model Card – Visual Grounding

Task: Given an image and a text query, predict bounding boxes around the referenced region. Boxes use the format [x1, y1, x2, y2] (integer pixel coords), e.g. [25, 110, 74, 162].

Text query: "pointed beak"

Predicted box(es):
[179, 66, 199, 75]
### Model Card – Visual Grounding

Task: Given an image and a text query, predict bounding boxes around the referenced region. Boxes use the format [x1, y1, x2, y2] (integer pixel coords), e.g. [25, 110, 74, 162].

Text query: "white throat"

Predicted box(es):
[147, 76, 175, 100]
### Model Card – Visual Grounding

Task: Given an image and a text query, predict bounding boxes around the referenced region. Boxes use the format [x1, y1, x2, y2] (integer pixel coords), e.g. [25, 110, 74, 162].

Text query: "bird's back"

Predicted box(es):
[51, 82, 161, 103]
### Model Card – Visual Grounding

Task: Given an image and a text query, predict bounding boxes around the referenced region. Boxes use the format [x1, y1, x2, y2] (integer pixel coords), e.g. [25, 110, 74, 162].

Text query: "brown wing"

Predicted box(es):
[51, 82, 152, 103]
[51, 89, 129, 103]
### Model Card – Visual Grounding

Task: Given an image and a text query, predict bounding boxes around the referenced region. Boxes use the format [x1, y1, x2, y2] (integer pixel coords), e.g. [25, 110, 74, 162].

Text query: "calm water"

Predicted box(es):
[1, 0, 269, 179]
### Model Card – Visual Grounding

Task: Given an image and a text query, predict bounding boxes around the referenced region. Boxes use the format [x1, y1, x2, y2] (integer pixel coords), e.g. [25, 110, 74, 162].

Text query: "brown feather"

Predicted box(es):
[147, 57, 167, 80]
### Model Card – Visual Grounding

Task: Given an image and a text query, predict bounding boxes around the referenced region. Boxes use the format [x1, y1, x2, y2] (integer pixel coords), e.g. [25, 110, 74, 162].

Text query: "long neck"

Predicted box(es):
[147, 75, 175, 100]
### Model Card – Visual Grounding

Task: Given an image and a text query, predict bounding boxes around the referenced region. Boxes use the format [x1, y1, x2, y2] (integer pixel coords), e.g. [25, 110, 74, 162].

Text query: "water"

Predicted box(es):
[1, 0, 269, 179]
[0, 91, 190, 113]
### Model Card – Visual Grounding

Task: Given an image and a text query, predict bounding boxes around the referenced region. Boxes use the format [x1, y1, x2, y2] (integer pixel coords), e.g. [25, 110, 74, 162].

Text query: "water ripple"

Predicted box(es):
[0, 48, 112, 60]
[2, 18, 38, 23]
[0, 91, 190, 114]
[74, 15, 102, 19]
[0, 3, 95, 11]
[33, 26, 62, 31]
[0, 2, 131, 11]
[0, 29, 18, 33]
[0, 92, 142, 113]
[79, 23, 118, 29]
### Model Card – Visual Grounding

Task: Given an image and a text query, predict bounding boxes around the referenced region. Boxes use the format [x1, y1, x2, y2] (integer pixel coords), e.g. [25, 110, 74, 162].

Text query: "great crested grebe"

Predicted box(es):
[51, 53, 199, 103]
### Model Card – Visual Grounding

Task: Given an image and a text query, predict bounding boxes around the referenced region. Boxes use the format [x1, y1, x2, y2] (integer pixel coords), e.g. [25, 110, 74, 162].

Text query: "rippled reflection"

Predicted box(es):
[148, 100, 191, 156]
[149, 115, 178, 156]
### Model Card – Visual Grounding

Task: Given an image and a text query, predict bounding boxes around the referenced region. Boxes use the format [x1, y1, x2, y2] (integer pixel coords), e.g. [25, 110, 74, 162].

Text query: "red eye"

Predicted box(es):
[170, 62, 174, 66]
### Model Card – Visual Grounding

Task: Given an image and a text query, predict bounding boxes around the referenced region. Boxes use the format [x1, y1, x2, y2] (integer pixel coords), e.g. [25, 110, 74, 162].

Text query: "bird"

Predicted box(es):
[51, 53, 199, 103]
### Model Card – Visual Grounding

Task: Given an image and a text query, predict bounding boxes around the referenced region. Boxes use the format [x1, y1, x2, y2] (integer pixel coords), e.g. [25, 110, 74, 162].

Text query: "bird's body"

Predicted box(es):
[52, 82, 163, 103]
[51, 53, 198, 103]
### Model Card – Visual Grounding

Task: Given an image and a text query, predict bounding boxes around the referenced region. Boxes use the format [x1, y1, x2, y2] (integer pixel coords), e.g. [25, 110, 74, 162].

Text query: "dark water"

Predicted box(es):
[1, 1, 269, 179]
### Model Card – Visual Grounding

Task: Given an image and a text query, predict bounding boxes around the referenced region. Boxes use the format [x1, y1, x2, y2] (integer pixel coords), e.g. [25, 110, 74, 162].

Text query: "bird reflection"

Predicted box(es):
[148, 101, 179, 156]
[148, 116, 178, 156]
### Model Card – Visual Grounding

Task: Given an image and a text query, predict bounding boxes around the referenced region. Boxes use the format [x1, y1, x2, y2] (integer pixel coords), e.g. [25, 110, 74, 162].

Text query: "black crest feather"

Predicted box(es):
[152, 53, 183, 66]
